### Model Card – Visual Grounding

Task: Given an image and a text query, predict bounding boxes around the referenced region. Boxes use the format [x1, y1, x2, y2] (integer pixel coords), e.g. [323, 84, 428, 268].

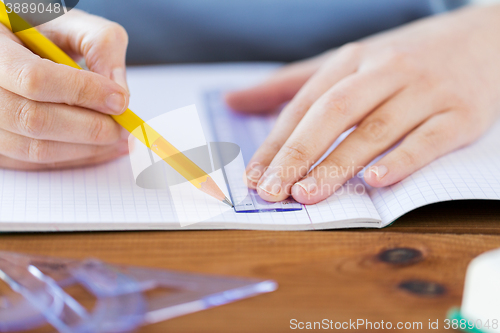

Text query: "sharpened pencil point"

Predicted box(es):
[222, 197, 234, 208]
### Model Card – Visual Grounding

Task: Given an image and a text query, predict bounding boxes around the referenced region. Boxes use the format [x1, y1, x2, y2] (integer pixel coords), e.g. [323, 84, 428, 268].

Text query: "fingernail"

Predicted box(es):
[246, 163, 265, 184]
[120, 128, 130, 140]
[112, 67, 129, 93]
[258, 172, 282, 196]
[106, 93, 127, 114]
[295, 177, 318, 195]
[370, 165, 388, 180]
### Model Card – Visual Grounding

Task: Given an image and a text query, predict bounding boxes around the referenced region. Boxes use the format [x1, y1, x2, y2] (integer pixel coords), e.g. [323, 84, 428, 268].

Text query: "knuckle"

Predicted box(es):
[88, 116, 106, 143]
[325, 43, 364, 69]
[443, 90, 467, 108]
[384, 48, 418, 73]
[71, 72, 94, 107]
[256, 139, 283, 161]
[338, 42, 364, 58]
[266, 140, 283, 154]
[15, 62, 44, 99]
[420, 129, 441, 150]
[415, 74, 438, 92]
[397, 148, 418, 167]
[27, 138, 49, 162]
[98, 23, 129, 46]
[457, 110, 482, 135]
[323, 93, 351, 117]
[16, 100, 47, 137]
[113, 24, 129, 44]
[419, 128, 451, 154]
[358, 117, 390, 142]
[287, 96, 315, 119]
[280, 142, 310, 164]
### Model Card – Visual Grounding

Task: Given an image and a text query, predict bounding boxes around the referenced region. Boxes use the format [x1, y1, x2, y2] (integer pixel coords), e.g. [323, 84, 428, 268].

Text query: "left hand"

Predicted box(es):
[225, 5, 500, 204]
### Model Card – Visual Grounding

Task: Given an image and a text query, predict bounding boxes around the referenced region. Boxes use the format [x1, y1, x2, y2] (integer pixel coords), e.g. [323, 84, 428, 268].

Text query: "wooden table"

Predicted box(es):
[1, 200, 499, 332]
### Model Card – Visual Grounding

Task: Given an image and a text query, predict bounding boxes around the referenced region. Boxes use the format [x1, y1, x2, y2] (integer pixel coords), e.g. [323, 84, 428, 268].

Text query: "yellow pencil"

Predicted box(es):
[0, 5, 233, 207]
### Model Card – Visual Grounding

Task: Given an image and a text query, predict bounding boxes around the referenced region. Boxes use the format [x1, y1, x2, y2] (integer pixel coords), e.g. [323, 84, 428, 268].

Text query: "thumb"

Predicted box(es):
[38, 9, 129, 92]
[225, 52, 331, 114]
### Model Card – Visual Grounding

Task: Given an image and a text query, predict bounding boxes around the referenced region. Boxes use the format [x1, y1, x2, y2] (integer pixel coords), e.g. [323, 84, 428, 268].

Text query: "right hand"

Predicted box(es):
[0, 9, 131, 170]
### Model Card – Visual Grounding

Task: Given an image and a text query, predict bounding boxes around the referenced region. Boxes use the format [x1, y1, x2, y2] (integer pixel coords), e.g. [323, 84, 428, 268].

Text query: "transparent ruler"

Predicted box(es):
[204, 90, 302, 213]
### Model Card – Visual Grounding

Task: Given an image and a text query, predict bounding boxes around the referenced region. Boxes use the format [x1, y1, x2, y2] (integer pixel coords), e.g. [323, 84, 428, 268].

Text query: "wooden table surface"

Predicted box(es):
[1, 200, 499, 332]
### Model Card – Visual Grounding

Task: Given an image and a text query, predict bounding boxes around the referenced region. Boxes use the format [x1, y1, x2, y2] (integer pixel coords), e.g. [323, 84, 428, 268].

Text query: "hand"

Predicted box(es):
[0, 9, 130, 170]
[226, 5, 500, 204]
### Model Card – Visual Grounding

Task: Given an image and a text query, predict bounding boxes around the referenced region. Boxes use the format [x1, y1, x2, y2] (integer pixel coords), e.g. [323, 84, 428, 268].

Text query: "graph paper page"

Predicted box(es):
[370, 121, 500, 226]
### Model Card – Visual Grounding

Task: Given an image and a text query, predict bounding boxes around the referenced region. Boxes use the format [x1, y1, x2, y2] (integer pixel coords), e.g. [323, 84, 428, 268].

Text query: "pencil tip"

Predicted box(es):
[222, 197, 234, 208]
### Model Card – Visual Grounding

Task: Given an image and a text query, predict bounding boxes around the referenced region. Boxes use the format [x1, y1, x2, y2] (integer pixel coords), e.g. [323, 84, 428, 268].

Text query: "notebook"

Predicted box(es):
[0, 63, 499, 231]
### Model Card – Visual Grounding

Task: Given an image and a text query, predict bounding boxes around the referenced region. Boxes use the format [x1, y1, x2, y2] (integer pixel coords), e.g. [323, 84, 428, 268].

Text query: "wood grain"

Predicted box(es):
[1, 230, 500, 332]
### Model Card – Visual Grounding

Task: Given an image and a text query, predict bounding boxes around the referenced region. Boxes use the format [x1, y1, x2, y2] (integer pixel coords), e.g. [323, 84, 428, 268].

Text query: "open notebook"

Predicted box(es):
[0, 63, 499, 231]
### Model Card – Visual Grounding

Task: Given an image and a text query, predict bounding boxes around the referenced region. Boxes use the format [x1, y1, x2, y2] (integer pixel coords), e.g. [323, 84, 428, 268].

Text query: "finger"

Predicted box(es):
[225, 51, 334, 113]
[0, 129, 129, 164]
[256, 66, 408, 202]
[244, 44, 363, 188]
[364, 110, 481, 188]
[38, 9, 129, 91]
[0, 150, 127, 171]
[291, 87, 435, 204]
[0, 87, 128, 144]
[0, 34, 129, 115]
